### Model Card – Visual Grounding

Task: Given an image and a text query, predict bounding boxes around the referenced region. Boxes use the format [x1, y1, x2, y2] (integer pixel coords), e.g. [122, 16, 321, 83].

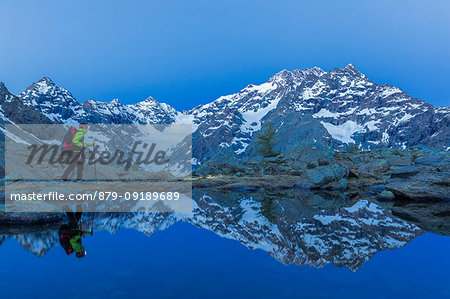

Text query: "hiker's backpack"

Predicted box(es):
[59, 233, 74, 255]
[62, 126, 77, 150]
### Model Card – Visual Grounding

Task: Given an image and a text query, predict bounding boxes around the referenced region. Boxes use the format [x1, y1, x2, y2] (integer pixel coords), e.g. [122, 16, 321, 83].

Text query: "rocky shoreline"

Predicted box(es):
[0, 211, 63, 228]
[193, 146, 450, 201]
[0, 146, 448, 230]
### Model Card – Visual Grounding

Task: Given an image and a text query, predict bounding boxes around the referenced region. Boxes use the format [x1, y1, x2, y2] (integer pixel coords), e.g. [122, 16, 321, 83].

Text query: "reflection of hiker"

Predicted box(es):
[61, 123, 93, 181]
[58, 207, 92, 258]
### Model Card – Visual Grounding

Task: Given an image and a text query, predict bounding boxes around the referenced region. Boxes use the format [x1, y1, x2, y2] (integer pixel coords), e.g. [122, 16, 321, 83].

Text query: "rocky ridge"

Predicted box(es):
[0, 65, 447, 167]
[193, 146, 450, 201]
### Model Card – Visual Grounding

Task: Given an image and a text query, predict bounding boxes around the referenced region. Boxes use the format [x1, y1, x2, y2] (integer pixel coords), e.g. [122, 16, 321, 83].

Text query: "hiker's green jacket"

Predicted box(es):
[72, 129, 93, 151]
[69, 231, 92, 253]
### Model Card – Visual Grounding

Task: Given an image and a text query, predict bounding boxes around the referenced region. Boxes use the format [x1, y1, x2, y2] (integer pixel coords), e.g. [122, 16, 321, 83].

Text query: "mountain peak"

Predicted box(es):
[327, 64, 368, 81]
[31, 77, 58, 91]
[22, 77, 60, 96]
[38, 77, 55, 85]
[272, 65, 362, 82]
[142, 96, 156, 102]
[270, 66, 325, 83]
[269, 69, 294, 81]
[17, 76, 84, 123]
[301, 66, 325, 77]
[83, 98, 123, 110]
[344, 63, 361, 74]
[135, 96, 159, 106]
[331, 63, 360, 75]
[0, 82, 13, 100]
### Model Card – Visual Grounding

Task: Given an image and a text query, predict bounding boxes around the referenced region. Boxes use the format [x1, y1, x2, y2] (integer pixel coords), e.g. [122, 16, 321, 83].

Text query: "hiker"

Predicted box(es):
[58, 206, 92, 258]
[61, 123, 93, 181]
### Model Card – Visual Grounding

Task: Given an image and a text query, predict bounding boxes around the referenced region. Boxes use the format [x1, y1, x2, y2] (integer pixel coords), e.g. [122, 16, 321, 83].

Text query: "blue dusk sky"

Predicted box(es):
[0, 0, 449, 110]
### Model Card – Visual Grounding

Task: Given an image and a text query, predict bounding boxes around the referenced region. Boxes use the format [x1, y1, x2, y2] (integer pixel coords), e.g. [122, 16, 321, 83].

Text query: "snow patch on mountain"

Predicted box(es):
[320, 121, 365, 144]
[240, 94, 281, 134]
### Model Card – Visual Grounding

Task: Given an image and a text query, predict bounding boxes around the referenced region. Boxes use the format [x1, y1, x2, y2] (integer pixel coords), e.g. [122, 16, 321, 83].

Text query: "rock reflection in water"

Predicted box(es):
[0, 189, 425, 271]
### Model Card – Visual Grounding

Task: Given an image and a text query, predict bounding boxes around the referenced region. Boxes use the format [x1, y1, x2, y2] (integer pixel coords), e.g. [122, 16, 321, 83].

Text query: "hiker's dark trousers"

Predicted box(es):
[61, 151, 85, 180]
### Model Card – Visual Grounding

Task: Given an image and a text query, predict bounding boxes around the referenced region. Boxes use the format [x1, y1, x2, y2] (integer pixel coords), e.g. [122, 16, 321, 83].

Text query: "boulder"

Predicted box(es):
[327, 178, 348, 190]
[390, 165, 426, 177]
[415, 153, 450, 172]
[296, 164, 348, 189]
[386, 169, 450, 201]
[378, 190, 395, 201]
[386, 155, 412, 167]
[357, 159, 390, 176]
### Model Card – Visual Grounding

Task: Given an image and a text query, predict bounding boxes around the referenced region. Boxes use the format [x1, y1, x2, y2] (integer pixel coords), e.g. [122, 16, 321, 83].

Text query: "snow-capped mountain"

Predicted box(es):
[0, 194, 423, 271]
[17, 77, 178, 124]
[83, 97, 178, 124]
[187, 64, 449, 163]
[19, 77, 88, 123]
[1, 64, 449, 166]
[0, 82, 53, 126]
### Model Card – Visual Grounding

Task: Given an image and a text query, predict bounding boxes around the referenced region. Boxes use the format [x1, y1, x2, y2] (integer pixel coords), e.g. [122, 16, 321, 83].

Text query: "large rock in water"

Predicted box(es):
[384, 147, 450, 201]
[386, 166, 449, 200]
[295, 164, 348, 189]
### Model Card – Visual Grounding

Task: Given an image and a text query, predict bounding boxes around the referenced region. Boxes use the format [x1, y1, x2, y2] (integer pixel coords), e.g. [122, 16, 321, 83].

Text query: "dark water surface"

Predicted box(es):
[0, 190, 449, 298]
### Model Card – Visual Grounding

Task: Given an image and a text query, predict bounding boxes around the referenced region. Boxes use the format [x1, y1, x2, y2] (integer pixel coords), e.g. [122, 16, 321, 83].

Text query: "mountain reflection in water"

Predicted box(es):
[0, 189, 444, 271]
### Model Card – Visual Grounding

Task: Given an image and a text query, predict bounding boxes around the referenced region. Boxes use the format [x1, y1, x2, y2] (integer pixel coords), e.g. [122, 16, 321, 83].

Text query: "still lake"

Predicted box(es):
[0, 189, 449, 298]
